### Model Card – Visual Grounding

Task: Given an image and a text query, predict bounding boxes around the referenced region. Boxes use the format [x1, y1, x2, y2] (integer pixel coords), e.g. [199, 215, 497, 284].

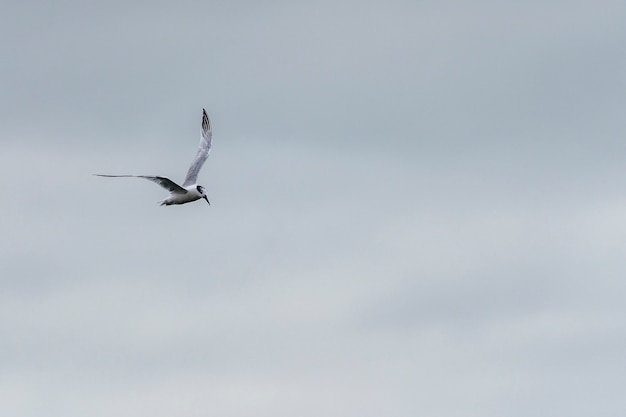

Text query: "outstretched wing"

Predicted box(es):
[182, 109, 212, 187]
[94, 174, 187, 194]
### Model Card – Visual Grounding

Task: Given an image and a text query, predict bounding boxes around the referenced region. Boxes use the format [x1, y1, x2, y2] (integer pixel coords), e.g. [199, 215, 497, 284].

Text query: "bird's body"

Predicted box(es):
[95, 109, 213, 206]
[161, 184, 207, 206]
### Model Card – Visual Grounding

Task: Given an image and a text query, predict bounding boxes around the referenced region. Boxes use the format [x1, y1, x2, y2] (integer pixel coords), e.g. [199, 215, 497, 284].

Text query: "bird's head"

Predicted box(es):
[196, 185, 210, 205]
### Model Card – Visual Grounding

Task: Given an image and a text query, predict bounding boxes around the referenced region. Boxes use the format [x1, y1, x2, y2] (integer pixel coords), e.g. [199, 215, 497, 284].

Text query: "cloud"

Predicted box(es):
[2, 1, 626, 416]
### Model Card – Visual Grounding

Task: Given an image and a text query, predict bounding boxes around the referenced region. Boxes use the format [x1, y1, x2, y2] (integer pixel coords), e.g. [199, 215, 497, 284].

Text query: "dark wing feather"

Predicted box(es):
[94, 174, 187, 194]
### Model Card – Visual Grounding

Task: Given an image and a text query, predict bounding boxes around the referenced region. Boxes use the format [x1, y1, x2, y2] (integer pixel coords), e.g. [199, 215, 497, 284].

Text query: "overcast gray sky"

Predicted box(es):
[2, 1, 626, 416]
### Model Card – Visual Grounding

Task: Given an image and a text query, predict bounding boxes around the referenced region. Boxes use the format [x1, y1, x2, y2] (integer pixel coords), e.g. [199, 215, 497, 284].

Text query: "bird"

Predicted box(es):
[95, 109, 213, 206]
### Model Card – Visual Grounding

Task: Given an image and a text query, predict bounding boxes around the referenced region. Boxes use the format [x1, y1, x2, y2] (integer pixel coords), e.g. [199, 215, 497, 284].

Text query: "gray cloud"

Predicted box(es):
[2, 1, 626, 416]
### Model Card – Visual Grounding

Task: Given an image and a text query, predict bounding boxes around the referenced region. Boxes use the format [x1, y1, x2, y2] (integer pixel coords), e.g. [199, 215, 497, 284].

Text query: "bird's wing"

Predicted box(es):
[94, 175, 187, 194]
[182, 109, 212, 187]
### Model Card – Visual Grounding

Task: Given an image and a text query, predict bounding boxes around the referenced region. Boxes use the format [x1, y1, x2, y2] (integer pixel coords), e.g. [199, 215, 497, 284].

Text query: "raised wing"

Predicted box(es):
[94, 175, 187, 194]
[182, 109, 212, 187]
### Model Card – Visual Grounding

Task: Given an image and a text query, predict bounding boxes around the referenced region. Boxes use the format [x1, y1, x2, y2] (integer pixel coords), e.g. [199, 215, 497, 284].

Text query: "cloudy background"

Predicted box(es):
[2, 1, 626, 416]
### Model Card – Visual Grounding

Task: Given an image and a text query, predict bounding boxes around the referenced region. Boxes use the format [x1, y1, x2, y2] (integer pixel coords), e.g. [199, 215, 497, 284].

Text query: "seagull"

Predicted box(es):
[95, 109, 213, 206]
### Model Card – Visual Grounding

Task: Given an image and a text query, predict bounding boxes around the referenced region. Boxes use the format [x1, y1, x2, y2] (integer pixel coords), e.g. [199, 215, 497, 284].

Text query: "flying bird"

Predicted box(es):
[95, 109, 213, 206]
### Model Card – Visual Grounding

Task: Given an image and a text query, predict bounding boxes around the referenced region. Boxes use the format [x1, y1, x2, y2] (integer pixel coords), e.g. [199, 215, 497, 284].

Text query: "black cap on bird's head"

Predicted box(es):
[196, 185, 210, 205]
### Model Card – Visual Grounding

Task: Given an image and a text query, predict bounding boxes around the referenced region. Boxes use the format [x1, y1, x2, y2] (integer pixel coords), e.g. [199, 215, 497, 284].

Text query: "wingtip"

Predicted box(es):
[202, 108, 211, 133]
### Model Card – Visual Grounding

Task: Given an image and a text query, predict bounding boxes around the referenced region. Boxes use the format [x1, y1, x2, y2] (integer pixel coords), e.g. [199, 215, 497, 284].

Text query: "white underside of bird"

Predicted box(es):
[161, 184, 207, 206]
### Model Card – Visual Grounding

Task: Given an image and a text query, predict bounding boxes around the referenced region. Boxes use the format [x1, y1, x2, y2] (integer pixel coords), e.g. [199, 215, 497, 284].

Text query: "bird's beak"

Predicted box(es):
[203, 195, 210, 205]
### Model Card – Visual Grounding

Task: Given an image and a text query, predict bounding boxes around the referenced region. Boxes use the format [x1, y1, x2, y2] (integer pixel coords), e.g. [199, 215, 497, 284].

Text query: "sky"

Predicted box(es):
[1, 1, 626, 416]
